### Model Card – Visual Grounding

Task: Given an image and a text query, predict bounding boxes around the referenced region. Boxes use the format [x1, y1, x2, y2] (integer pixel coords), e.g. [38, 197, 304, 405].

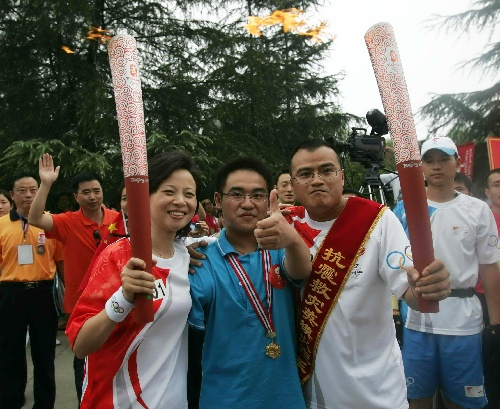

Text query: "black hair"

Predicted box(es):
[274, 168, 291, 186]
[454, 172, 472, 193]
[10, 173, 38, 191]
[342, 187, 363, 198]
[148, 150, 202, 238]
[71, 172, 103, 194]
[214, 157, 273, 194]
[485, 168, 500, 187]
[289, 139, 341, 166]
[0, 189, 13, 206]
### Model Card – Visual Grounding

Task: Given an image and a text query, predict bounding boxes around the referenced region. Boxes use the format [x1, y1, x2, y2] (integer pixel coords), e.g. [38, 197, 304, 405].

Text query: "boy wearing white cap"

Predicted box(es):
[393, 136, 500, 409]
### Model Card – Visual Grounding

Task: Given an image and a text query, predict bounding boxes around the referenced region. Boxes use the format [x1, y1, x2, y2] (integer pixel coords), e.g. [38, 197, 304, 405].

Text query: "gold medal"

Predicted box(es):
[265, 332, 280, 359]
[266, 341, 281, 359]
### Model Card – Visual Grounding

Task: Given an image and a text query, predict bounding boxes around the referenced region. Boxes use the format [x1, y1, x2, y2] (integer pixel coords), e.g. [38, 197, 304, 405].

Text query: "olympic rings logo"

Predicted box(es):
[386, 246, 413, 270]
[488, 235, 500, 249]
[111, 300, 125, 314]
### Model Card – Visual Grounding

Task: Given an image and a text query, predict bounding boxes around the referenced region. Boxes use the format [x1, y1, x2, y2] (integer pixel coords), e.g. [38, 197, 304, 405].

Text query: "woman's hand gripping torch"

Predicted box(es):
[108, 32, 154, 322]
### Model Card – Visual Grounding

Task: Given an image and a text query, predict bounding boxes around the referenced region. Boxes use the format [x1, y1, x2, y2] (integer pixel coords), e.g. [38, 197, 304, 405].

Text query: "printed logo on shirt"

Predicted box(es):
[464, 385, 484, 398]
[488, 234, 500, 248]
[452, 226, 469, 237]
[269, 264, 286, 289]
[386, 246, 413, 270]
[37, 232, 46, 245]
[351, 263, 363, 279]
[153, 278, 169, 301]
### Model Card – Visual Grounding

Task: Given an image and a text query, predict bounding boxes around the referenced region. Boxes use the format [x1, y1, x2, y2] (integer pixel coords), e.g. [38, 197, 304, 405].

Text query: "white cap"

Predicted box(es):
[421, 136, 458, 158]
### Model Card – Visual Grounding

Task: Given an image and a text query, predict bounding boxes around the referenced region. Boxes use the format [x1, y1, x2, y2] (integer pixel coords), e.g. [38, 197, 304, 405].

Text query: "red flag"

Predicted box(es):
[487, 137, 500, 170]
[457, 142, 475, 179]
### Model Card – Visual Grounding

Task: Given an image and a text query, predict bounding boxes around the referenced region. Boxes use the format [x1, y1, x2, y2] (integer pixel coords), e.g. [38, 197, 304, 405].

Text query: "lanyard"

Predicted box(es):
[18, 213, 29, 241]
[226, 250, 275, 335]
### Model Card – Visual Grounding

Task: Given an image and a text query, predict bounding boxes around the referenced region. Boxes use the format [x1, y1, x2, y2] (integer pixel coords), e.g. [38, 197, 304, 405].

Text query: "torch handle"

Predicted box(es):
[396, 162, 438, 313]
[364, 22, 438, 313]
[108, 33, 153, 323]
[125, 177, 154, 322]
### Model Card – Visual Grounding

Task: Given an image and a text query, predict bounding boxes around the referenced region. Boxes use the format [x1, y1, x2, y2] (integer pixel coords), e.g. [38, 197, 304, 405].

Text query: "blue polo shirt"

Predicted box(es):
[188, 229, 306, 409]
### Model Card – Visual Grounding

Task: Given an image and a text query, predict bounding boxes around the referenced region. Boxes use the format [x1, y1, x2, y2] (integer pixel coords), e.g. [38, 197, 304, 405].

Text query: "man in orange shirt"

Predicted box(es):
[29, 154, 118, 405]
[0, 173, 63, 409]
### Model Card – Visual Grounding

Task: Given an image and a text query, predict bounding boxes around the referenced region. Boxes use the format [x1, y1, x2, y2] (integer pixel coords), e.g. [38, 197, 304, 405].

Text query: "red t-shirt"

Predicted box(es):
[47, 207, 119, 312]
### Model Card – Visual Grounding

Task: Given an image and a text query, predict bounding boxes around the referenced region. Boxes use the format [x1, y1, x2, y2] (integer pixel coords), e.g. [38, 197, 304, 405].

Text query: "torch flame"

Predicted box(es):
[86, 26, 114, 44]
[302, 22, 328, 40]
[245, 8, 329, 42]
[61, 45, 75, 54]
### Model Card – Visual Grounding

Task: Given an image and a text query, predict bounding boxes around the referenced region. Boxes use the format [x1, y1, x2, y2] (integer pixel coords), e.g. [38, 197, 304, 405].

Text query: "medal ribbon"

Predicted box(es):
[226, 250, 275, 335]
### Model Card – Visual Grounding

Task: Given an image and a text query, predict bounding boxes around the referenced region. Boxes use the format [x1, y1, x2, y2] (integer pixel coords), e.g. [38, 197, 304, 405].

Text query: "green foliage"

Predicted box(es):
[0, 0, 348, 200]
[420, 0, 500, 142]
[0, 139, 115, 183]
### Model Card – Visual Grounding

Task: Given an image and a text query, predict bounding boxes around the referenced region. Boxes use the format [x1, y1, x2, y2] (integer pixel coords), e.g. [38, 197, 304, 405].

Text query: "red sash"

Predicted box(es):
[297, 197, 386, 384]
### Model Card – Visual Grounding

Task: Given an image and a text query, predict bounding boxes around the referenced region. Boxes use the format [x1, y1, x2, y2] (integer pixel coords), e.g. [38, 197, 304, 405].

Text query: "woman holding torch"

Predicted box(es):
[66, 150, 201, 409]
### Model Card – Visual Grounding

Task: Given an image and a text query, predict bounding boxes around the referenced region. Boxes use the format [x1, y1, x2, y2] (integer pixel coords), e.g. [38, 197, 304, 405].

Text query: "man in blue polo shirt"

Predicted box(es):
[188, 157, 312, 409]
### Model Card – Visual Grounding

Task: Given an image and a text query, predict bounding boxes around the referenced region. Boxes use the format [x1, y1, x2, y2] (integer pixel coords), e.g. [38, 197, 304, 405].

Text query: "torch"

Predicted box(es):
[365, 22, 438, 312]
[108, 32, 154, 322]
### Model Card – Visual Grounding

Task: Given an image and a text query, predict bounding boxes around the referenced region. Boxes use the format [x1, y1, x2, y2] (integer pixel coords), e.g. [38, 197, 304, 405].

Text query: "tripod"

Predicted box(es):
[358, 162, 398, 206]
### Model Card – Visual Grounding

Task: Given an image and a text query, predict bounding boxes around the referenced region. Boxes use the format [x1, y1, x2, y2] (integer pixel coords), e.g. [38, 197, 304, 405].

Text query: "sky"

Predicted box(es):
[316, 0, 494, 140]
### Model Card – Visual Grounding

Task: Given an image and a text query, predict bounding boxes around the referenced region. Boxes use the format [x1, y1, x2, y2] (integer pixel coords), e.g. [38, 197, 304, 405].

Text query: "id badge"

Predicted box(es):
[18, 245, 34, 265]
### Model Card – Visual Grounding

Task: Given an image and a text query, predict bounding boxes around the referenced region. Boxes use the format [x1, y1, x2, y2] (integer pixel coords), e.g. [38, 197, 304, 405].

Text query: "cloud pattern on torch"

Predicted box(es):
[365, 23, 421, 164]
[108, 34, 148, 178]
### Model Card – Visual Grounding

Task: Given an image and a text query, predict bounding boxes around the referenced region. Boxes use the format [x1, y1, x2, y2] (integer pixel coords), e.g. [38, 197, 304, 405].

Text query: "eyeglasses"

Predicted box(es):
[222, 192, 269, 203]
[293, 168, 343, 185]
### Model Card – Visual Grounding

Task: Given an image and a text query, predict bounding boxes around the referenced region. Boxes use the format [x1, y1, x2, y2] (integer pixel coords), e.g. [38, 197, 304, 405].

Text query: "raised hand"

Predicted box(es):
[39, 153, 60, 185]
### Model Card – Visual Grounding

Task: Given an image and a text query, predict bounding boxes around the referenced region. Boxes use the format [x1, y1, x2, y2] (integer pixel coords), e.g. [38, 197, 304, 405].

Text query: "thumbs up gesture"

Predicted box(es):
[255, 189, 297, 250]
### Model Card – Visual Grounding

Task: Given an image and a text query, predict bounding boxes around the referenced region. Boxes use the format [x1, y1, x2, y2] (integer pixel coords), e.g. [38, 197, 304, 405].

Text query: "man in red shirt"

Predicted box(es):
[28, 154, 118, 405]
[192, 199, 219, 235]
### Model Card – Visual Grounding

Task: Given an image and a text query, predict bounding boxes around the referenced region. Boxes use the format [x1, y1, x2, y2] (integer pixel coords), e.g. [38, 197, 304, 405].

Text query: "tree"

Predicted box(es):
[419, 0, 500, 143]
[195, 1, 350, 169]
[0, 0, 348, 199]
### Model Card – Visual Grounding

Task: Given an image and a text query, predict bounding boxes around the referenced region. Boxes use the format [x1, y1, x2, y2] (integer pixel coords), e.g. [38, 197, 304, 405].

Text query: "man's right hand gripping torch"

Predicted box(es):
[365, 22, 438, 313]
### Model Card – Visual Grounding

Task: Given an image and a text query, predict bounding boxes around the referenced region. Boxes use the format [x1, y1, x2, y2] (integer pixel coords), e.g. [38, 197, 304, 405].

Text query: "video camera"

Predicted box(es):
[327, 109, 389, 166]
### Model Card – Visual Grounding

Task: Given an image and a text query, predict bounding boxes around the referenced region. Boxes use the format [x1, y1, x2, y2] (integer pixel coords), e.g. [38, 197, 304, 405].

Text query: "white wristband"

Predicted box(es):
[105, 287, 134, 323]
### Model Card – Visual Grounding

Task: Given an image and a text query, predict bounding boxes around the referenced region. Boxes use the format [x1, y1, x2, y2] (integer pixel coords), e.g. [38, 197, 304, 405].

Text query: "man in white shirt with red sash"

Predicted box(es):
[286, 139, 451, 409]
